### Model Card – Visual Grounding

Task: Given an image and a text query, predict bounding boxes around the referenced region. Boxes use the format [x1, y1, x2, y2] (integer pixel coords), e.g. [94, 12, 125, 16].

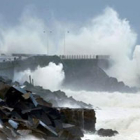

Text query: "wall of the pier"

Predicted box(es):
[0, 62, 15, 79]
[0, 55, 110, 81]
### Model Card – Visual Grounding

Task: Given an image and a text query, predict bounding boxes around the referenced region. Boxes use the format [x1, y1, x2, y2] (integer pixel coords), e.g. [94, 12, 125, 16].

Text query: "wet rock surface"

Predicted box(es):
[60, 108, 96, 132]
[97, 128, 119, 137]
[0, 80, 96, 139]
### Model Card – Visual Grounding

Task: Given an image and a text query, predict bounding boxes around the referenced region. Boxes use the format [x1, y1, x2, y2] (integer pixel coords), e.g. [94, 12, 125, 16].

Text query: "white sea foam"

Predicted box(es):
[64, 90, 140, 140]
[13, 62, 65, 91]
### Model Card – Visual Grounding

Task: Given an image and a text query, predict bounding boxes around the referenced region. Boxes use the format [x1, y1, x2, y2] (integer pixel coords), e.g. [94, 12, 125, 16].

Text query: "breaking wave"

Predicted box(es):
[0, 6, 140, 87]
[13, 62, 65, 91]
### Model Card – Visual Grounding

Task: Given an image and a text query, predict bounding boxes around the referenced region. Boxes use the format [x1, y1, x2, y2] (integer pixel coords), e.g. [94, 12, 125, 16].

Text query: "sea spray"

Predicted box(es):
[64, 90, 140, 140]
[0, 7, 140, 87]
[13, 62, 65, 91]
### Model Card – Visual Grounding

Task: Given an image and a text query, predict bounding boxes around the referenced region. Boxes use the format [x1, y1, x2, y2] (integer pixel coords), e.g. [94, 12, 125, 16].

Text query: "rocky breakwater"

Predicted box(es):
[0, 81, 96, 140]
[60, 108, 96, 132]
[23, 81, 92, 108]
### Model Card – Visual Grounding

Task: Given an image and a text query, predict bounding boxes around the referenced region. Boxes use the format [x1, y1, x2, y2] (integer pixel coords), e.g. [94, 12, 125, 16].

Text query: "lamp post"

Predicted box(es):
[64, 31, 69, 56]
[44, 30, 52, 55]
[48, 31, 52, 55]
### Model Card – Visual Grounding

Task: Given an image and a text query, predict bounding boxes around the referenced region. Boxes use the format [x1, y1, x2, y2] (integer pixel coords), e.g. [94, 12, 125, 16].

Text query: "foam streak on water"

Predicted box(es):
[64, 90, 140, 140]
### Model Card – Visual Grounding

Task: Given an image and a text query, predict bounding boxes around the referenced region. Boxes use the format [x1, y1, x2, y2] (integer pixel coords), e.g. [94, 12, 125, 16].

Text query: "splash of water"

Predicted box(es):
[0, 7, 140, 87]
[64, 90, 140, 140]
[13, 62, 65, 91]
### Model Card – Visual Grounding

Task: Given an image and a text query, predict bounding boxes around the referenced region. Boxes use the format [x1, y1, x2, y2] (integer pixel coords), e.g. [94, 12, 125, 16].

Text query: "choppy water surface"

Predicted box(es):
[65, 90, 140, 140]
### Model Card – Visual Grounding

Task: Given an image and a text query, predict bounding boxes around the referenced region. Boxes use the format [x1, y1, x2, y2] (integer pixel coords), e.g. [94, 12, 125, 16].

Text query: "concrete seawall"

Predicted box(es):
[0, 55, 136, 92]
[0, 55, 109, 80]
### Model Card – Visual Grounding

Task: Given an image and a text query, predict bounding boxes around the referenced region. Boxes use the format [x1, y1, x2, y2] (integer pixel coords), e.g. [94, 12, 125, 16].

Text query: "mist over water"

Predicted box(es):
[58, 7, 140, 88]
[0, 7, 140, 87]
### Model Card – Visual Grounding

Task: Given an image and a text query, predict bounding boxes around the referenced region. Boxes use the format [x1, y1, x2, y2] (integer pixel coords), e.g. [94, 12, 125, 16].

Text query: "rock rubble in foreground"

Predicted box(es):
[0, 76, 119, 139]
[0, 80, 96, 140]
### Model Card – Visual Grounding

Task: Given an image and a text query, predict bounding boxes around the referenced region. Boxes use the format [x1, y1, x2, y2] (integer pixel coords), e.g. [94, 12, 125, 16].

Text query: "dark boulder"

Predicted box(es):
[97, 128, 118, 137]
[59, 108, 96, 132]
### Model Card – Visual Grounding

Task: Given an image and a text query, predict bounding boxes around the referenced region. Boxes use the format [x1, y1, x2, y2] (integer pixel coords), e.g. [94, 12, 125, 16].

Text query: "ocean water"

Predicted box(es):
[64, 90, 140, 140]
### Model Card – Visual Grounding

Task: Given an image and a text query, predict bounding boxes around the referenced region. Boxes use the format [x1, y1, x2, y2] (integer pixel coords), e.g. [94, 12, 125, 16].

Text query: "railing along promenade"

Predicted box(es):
[59, 55, 110, 60]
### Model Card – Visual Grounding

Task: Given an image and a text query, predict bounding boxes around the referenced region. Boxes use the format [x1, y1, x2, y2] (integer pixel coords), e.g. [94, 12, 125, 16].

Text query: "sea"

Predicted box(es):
[64, 90, 140, 140]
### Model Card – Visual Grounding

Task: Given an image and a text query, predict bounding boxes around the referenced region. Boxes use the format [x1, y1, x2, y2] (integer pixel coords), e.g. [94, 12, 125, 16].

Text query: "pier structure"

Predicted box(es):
[0, 53, 110, 80]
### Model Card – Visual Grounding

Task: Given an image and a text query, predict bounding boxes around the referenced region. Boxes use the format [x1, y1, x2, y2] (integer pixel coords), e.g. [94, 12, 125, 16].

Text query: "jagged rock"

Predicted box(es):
[97, 128, 118, 137]
[0, 82, 96, 140]
[59, 108, 96, 132]
[23, 81, 93, 109]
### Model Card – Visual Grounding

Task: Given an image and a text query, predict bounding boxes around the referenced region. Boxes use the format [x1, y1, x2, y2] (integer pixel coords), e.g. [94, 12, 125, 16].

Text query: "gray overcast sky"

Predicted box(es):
[0, 0, 140, 42]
